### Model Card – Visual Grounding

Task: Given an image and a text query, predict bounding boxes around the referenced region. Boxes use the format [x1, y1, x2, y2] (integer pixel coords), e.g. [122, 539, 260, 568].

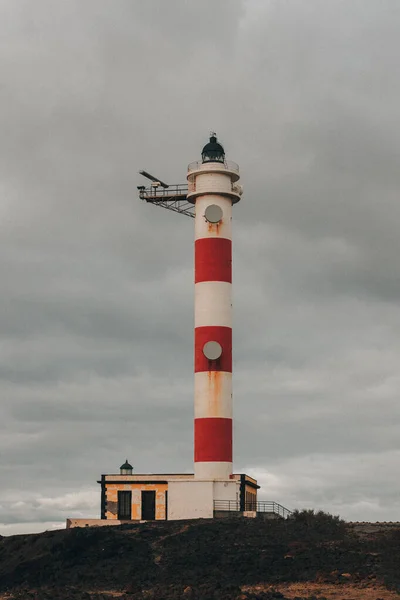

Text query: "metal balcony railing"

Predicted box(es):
[187, 160, 239, 174]
[214, 500, 292, 519]
[138, 183, 194, 218]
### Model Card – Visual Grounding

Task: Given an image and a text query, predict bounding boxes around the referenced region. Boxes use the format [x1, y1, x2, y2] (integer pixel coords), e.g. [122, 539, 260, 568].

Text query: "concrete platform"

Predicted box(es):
[66, 518, 143, 529]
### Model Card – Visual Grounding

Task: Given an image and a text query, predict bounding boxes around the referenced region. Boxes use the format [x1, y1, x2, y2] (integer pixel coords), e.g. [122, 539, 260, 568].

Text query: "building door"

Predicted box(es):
[117, 490, 132, 520]
[141, 490, 156, 520]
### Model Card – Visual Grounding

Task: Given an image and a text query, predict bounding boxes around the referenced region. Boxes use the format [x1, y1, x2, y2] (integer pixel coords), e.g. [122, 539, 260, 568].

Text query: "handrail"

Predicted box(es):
[214, 500, 292, 519]
[138, 183, 188, 200]
[138, 183, 194, 218]
[187, 160, 239, 174]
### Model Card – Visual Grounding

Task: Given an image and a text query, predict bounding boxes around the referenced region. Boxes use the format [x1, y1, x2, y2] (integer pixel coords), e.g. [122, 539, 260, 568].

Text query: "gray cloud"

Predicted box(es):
[1, 0, 400, 534]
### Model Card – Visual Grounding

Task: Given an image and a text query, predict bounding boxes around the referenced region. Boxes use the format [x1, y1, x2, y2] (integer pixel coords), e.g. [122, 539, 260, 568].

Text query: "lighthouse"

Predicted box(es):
[68, 135, 269, 528]
[187, 134, 242, 480]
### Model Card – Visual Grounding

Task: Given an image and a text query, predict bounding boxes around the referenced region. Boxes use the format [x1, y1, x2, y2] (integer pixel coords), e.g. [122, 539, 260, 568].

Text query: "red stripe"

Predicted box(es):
[195, 326, 232, 373]
[194, 417, 232, 462]
[195, 238, 232, 283]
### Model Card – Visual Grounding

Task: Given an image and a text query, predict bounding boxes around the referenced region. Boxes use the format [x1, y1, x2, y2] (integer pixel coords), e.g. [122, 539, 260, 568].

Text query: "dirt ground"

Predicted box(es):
[1, 583, 398, 600]
[244, 582, 400, 599]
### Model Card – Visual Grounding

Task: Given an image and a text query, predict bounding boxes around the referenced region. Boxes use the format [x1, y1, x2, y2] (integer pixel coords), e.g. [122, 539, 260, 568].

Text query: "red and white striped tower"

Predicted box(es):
[187, 134, 242, 480]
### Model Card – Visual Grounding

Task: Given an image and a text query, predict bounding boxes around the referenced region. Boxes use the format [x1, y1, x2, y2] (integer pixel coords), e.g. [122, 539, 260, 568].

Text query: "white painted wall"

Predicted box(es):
[194, 172, 233, 198]
[194, 195, 232, 240]
[167, 479, 240, 520]
[213, 480, 240, 502]
[167, 480, 214, 520]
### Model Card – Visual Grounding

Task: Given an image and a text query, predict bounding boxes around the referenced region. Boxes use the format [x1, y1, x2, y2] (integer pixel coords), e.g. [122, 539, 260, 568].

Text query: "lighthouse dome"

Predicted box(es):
[120, 459, 133, 475]
[201, 133, 225, 164]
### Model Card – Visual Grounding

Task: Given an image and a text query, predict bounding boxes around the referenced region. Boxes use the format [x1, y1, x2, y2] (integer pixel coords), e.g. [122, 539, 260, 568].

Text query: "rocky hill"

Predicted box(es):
[0, 511, 400, 600]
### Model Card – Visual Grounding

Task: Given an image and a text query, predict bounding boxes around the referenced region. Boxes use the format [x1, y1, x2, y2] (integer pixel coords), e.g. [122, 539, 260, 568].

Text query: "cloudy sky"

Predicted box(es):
[1, 0, 400, 535]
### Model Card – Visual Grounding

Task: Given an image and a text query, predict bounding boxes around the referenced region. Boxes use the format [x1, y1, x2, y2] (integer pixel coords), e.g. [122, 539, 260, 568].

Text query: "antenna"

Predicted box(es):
[138, 170, 194, 218]
[139, 170, 169, 189]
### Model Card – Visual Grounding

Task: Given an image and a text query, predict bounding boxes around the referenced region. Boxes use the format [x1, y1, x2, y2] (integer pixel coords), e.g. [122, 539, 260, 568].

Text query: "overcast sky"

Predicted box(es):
[1, 0, 400, 535]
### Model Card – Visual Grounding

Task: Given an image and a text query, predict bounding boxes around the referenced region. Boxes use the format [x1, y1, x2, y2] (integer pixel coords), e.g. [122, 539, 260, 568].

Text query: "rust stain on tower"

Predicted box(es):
[207, 220, 222, 235]
[207, 369, 222, 417]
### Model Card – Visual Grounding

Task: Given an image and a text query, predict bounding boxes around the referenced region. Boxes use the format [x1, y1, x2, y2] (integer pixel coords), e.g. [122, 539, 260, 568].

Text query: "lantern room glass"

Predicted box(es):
[201, 135, 225, 164]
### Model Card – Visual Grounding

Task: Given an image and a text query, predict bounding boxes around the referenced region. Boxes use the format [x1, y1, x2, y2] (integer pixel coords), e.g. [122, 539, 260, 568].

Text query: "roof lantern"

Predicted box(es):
[201, 132, 225, 164]
[120, 459, 133, 475]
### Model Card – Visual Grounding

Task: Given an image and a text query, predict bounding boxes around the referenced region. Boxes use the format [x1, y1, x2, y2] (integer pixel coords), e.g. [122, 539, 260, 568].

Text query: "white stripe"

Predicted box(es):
[193, 171, 235, 197]
[195, 196, 232, 241]
[195, 371, 232, 419]
[194, 462, 233, 480]
[195, 281, 232, 328]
